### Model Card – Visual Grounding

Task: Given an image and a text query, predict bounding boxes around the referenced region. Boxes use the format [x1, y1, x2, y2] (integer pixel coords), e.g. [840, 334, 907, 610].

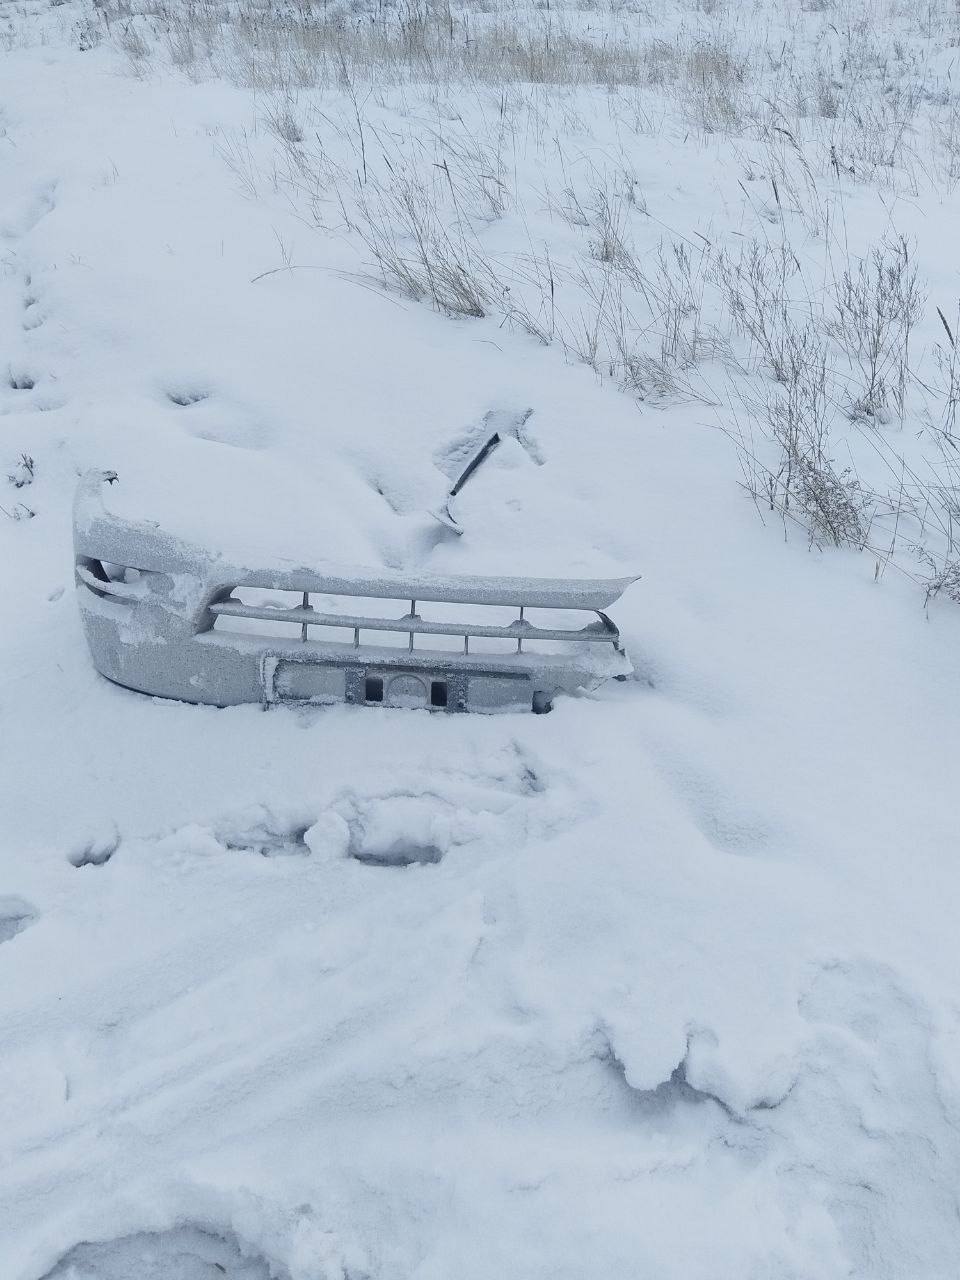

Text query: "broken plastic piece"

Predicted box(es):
[433, 431, 502, 532]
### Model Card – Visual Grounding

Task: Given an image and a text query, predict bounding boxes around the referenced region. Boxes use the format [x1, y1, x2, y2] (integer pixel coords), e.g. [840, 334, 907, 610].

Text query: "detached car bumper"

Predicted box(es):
[74, 470, 636, 713]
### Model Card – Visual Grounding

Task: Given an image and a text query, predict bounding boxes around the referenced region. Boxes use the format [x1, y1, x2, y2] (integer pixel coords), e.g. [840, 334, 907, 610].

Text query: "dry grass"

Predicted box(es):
[79, 0, 960, 598]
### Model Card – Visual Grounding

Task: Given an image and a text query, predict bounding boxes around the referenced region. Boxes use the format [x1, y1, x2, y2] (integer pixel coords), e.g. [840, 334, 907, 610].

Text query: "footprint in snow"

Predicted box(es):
[67, 823, 120, 868]
[41, 1225, 277, 1280]
[22, 291, 45, 330]
[166, 387, 209, 407]
[305, 750, 565, 867]
[0, 897, 36, 944]
[0, 180, 57, 239]
[655, 754, 776, 858]
[798, 956, 924, 1047]
[164, 387, 273, 449]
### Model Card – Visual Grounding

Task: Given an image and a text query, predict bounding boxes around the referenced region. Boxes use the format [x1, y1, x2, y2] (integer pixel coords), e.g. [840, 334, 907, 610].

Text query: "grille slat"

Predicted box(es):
[209, 599, 617, 645]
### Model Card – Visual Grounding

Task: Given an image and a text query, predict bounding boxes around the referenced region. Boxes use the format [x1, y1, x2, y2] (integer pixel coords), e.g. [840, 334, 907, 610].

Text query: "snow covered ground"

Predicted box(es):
[3, 0, 960, 1276]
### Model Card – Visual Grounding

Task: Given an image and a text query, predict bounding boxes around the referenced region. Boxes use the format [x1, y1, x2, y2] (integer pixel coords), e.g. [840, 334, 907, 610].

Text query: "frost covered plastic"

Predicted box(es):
[74, 470, 636, 711]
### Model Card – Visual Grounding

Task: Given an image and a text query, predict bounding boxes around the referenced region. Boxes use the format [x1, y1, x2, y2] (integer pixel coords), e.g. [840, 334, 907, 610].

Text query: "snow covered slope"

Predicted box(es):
[2, 3, 960, 1278]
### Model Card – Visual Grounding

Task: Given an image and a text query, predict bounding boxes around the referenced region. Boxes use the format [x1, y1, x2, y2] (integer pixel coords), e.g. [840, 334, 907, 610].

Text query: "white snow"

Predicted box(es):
[3, 1, 960, 1277]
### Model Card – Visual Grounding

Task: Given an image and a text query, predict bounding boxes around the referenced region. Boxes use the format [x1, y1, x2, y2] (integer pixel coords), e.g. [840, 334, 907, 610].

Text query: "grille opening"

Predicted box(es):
[311, 593, 417, 622]
[365, 676, 384, 703]
[307, 623, 354, 645]
[430, 680, 448, 708]
[213, 586, 315, 640]
[415, 631, 465, 653]
[521, 605, 609, 655]
[101, 562, 136, 583]
[77, 558, 145, 599]
[525, 606, 584, 630]
[466, 635, 527, 655]
[213, 614, 301, 639]
[358, 628, 409, 651]
[82, 559, 143, 585]
[234, 587, 302, 609]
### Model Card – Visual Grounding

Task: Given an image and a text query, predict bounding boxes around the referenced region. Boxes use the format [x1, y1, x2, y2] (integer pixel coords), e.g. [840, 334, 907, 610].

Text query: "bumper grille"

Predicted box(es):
[209, 590, 621, 656]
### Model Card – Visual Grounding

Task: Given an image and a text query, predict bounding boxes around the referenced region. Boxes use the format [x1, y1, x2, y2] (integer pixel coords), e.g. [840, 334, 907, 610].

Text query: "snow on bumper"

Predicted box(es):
[74, 470, 636, 712]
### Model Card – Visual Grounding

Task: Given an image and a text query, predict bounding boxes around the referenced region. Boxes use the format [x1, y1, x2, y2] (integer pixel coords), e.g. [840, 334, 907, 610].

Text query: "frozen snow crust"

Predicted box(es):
[3, 3, 960, 1279]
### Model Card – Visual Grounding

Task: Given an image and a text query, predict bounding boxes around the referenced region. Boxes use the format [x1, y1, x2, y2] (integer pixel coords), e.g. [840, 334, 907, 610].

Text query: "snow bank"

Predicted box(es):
[2, 4, 960, 1278]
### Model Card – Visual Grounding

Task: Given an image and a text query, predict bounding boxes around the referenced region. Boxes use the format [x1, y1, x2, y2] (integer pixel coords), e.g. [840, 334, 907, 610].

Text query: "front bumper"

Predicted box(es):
[74, 471, 636, 713]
